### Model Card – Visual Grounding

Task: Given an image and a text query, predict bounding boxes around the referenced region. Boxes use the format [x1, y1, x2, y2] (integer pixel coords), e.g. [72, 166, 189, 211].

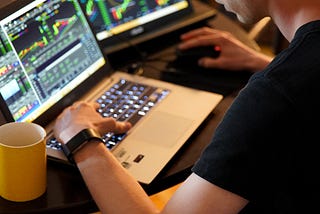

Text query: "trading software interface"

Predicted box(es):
[0, 0, 105, 122]
[79, 0, 189, 41]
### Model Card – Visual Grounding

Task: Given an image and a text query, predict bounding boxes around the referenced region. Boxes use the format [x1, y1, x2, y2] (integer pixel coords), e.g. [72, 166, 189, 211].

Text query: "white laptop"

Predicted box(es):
[0, 0, 223, 184]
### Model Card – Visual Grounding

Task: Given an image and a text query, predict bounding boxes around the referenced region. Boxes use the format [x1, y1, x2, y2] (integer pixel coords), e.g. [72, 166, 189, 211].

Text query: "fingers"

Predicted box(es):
[55, 100, 132, 140]
[95, 117, 131, 134]
[198, 57, 225, 69]
[115, 121, 132, 134]
[180, 27, 215, 40]
[179, 27, 236, 50]
[178, 36, 217, 51]
[71, 101, 132, 134]
[179, 29, 222, 50]
[71, 101, 99, 110]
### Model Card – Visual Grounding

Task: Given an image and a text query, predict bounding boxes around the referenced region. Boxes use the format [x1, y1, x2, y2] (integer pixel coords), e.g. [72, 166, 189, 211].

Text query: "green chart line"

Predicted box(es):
[97, 0, 112, 27]
[116, 0, 130, 20]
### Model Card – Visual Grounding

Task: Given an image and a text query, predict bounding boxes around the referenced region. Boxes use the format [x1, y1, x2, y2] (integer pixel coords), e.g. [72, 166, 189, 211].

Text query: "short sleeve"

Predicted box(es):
[192, 75, 292, 200]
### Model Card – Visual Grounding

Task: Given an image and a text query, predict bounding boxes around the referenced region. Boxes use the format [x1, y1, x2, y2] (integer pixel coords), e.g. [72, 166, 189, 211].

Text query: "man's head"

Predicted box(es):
[215, 0, 320, 42]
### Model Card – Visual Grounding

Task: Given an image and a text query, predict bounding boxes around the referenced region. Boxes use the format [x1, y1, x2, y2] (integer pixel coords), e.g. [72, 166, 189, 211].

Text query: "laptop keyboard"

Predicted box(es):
[46, 78, 170, 151]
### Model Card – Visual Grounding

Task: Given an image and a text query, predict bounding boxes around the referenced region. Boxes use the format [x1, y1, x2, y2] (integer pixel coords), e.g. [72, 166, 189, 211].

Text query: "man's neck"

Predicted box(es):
[271, 0, 320, 42]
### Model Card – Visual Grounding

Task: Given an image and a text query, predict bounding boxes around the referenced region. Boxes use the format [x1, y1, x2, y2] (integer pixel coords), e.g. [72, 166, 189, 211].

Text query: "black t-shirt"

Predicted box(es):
[192, 20, 320, 213]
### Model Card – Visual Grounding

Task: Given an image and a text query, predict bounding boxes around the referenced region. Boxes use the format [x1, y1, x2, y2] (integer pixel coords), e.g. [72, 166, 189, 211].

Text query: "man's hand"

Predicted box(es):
[178, 27, 273, 72]
[54, 101, 131, 143]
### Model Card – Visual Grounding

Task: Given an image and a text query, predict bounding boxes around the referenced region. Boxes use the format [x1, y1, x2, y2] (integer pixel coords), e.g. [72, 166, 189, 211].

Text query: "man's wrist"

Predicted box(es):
[62, 128, 104, 163]
[73, 140, 107, 164]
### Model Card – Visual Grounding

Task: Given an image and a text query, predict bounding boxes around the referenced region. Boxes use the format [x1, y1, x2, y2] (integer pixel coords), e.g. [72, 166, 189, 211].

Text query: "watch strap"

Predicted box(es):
[62, 128, 104, 163]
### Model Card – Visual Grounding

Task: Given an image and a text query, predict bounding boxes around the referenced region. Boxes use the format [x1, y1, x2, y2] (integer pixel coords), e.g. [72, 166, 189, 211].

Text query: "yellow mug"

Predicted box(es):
[0, 122, 47, 202]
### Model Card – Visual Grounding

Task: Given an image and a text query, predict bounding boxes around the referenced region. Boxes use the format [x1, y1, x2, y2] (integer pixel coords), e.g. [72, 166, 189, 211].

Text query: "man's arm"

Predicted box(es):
[74, 141, 159, 214]
[54, 101, 248, 214]
[75, 141, 248, 214]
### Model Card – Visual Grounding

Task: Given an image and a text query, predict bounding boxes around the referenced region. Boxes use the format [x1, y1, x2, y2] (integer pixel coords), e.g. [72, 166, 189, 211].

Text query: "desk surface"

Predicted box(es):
[0, 4, 255, 214]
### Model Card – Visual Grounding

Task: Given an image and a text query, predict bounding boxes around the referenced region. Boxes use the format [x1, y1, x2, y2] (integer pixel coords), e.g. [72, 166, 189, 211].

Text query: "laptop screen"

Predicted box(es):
[0, 0, 106, 123]
[79, 0, 193, 53]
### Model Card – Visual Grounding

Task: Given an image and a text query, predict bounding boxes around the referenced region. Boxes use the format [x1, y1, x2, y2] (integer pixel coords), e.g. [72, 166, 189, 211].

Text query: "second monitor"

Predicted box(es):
[79, 0, 217, 53]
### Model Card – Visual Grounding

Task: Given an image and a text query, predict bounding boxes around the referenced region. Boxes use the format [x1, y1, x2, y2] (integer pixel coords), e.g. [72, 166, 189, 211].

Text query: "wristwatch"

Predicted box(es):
[62, 128, 104, 163]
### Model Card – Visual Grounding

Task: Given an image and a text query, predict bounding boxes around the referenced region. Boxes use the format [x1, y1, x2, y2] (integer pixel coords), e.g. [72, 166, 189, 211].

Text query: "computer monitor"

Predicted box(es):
[79, 0, 196, 53]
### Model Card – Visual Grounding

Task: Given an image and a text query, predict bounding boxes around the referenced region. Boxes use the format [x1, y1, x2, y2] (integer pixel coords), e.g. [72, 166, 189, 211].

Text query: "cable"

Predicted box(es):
[111, 31, 185, 76]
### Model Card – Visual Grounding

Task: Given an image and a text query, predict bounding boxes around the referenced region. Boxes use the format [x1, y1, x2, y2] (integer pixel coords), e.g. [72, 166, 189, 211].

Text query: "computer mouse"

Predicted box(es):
[168, 46, 221, 72]
[175, 45, 221, 61]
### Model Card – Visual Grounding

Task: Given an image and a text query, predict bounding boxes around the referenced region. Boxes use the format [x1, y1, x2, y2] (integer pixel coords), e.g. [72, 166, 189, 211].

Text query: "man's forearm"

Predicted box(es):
[75, 141, 159, 214]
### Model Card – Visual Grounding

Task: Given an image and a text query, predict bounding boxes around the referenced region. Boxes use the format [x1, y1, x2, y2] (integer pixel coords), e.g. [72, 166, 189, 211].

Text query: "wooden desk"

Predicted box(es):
[0, 5, 256, 214]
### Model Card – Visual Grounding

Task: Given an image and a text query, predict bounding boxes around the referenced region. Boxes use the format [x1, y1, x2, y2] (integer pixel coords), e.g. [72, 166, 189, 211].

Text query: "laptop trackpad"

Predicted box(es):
[129, 111, 193, 147]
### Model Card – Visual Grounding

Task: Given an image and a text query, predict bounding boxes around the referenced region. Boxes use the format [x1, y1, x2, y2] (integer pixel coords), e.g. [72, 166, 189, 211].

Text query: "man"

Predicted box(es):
[54, 0, 320, 213]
